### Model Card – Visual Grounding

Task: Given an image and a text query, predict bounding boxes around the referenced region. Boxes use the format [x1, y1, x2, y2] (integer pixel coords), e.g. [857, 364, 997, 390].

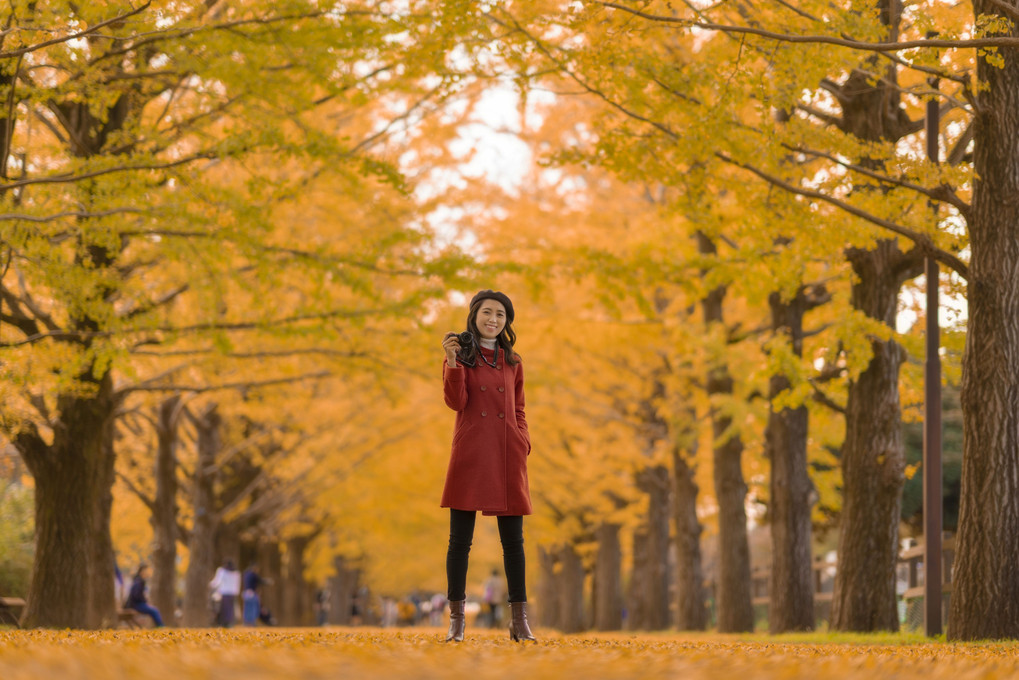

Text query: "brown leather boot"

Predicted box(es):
[508, 601, 536, 642]
[445, 600, 465, 642]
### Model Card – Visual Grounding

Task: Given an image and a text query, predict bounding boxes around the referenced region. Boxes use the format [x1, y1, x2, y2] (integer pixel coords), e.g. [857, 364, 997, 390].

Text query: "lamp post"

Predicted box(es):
[923, 39, 943, 637]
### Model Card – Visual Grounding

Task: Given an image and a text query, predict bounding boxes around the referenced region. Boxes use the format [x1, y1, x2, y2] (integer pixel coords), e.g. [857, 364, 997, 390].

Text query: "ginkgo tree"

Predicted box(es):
[0, 0, 477, 629]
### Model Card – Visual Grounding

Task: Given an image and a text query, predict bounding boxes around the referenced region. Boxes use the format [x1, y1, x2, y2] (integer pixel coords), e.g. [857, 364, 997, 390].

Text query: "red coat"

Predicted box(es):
[440, 346, 532, 516]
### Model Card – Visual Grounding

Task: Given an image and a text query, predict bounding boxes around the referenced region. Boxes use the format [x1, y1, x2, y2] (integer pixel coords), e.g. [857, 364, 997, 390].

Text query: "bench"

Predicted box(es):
[117, 608, 151, 629]
[0, 598, 154, 629]
[0, 596, 26, 627]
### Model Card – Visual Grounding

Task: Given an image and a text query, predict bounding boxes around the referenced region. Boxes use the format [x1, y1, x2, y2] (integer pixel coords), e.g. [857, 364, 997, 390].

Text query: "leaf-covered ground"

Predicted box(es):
[2, 627, 1019, 680]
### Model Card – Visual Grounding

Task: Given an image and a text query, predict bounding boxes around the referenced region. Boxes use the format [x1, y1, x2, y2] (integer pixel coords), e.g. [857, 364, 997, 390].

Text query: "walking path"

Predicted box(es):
[1, 628, 1017, 679]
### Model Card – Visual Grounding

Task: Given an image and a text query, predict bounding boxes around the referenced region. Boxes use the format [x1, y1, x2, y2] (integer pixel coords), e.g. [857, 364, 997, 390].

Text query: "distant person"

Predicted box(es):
[351, 587, 367, 626]
[125, 564, 163, 627]
[242, 564, 267, 626]
[315, 589, 328, 626]
[440, 290, 536, 643]
[429, 592, 446, 626]
[113, 559, 127, 609]
[210, 559, 241, 627]
[482, 569, 505, 628]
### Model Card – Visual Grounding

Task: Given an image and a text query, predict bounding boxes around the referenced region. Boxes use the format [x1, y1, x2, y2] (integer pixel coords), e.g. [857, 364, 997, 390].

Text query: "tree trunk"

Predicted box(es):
[282, 535, 315, 626]
[765, 291, 816, 633]
[151, 395, 182, 625]
[592, 523, 623, 630]
[327, 556, 358, 626]
[182, 404, 221, 627]
[628, 528, 650, 630]
[90, 424, 117, 628]
[633, 464, 671, 630]
[949, 4, 1019, 639]
[16, 372, 118, 629]
[557, 543, 586, 633]
[537, 546, 559, 630]
[215, 524, 241, 573]
[698, 231, 754, 633]
[830, 243, 917, 631]
[815, 0, 923, 631]
[259, 540, 284, 624]
[672, 437, 708, 630]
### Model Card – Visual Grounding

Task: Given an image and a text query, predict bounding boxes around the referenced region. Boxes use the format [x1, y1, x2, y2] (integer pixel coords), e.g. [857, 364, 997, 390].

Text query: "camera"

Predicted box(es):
[454, 330, 477, 367]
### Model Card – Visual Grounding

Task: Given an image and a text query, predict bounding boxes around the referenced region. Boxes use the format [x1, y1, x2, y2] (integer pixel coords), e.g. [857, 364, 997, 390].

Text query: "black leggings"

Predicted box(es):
[446, 509, 527, 603]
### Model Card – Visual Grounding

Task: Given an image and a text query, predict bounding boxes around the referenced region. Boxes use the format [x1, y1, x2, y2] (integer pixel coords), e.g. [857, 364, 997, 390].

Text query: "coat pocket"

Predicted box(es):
[515, 426, 531, 456]
[451, 423, 475, 449]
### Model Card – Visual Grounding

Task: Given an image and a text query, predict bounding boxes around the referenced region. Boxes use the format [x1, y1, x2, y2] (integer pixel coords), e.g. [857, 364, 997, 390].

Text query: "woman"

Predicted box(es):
[209, 559, 241, 627]
[125, 564, 164, 627]
[440, 289, 535, 643]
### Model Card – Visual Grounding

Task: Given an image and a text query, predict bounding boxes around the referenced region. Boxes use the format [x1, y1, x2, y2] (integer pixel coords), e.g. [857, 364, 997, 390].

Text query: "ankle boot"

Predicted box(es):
[508, 601, 536, 642]
[445, 599, 465, 642]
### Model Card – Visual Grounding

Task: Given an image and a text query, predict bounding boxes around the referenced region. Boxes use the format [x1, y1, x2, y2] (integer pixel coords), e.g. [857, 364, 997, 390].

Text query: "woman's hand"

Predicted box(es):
[442, 332, 461, 367]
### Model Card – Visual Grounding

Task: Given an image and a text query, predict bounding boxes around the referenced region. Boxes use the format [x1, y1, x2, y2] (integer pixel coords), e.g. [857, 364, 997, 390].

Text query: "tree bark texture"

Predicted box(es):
[819, 0, 926, 630]
[672, 438, 708, 630]
[765, 291, 816, 633]
[557, 543, 586, 633]
[537, 546, 560, 630]
[16, 372, 118, 629]
[281, 535, 316, 626]
[258, 540, 284, 624]
[633, 465, 671, 630]
[181, 405, 221, 627]
[698, 231, 754, 633]
[215, 524, 241, 573]
[151, 395, 182, 625]
[592, 523, 623, 630]
[830, 243, 919, 631]
[327, 556, 358, 626]
[627, 528, 650, 630]
[949, 1, 1019, 640]
[92, 431, 118, 627]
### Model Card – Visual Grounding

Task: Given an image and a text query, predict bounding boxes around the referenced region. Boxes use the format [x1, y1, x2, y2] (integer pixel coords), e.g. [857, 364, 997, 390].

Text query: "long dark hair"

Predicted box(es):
[465, 298, 519, 367]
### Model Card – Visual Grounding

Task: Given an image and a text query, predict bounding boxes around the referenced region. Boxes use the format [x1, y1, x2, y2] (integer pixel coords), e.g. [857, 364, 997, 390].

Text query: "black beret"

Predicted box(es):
[470, 289, 514, 323]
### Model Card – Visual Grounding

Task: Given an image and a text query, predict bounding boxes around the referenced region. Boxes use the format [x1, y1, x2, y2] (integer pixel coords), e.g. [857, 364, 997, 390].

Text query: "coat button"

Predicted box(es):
[498, 413, 505, 418]
[498, 387, 505, 392]
[480, 385, 487, 391]
[481, 411, 487, 417]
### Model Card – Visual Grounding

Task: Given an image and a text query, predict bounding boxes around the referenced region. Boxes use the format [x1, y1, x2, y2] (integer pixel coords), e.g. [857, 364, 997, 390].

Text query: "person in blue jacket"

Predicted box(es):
[242, 563, 265, 625]
[125, 563, 164, 627]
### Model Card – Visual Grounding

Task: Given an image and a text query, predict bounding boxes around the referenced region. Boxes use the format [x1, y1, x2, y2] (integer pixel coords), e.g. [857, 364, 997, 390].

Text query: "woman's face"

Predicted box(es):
[475, 300, 507, 341]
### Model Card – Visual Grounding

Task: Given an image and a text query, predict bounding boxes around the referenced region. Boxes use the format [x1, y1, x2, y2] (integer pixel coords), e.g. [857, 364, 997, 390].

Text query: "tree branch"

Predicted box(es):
[123, 283, 190, 320]
[1, 307, 395, 347]
[947, 121, 974, 166]
[0, 287, 42, 337]
[130, 347, 369, 360]
[596, 2, 1019, 51]
[715, 151, 970, 280]
[119, 370, 332, 395]
[0, 153, 216, 195]
[794, 102, 841, 127]
[7, 421, 51, 475]
[0, 2, 153, 59]
[785, 143, 972, 218]
[809, 380, 846, 414]
[0, 207, 148, 223]
[87, 10, 331, 65]
[116, 470, 157, 514]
